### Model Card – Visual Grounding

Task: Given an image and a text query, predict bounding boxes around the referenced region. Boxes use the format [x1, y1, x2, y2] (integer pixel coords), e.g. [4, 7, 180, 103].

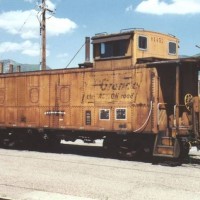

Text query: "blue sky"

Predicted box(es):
[0, 0, 200, 69]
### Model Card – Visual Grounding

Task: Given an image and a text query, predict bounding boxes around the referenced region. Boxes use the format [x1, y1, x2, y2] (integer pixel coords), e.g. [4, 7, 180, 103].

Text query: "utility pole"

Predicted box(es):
[41, 0, 46, 70]
[39, 0, 53, 70]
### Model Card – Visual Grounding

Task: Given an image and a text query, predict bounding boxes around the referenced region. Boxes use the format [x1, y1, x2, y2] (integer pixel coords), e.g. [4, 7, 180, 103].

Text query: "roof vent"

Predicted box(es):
[120, 28, 144, 33]
[95, 32, 108, 36]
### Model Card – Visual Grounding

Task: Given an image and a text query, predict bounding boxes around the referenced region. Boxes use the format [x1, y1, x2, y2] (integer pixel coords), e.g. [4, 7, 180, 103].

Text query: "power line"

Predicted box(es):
[66, 42, 86, 68]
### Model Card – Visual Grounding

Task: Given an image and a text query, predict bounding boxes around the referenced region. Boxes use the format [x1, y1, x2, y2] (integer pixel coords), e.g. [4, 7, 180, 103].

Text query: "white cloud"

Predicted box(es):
[0, 10, 37, 39]
[135, 0, 200, 15]
[47, 16, 77, 36]
[0, 9, 77, 39]
[0, 40, 40, 57]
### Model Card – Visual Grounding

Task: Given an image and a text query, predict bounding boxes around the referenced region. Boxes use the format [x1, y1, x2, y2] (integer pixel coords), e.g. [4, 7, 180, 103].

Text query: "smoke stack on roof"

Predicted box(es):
[78, 37, 93, 68]
[85, 37, 90, 63]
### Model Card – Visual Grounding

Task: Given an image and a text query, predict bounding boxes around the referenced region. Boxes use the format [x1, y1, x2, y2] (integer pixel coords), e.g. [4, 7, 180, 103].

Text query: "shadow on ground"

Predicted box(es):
[1, 141, 200, 167]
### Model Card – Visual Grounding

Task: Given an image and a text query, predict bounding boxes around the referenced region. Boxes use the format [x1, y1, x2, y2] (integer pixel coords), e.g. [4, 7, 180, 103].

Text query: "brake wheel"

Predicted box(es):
[184, 94, 193, 111]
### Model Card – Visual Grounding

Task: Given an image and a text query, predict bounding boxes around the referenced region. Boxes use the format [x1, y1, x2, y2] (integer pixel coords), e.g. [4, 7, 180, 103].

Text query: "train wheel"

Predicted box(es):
[121, 136, 154, 160]
[48, 138, 61, 150]
[103, 136, 120, 157]
[1, 132, 18, 149]
[179, 140, 190, 159]
[39, 136, 61, 151]
[2, 138, 16, 149]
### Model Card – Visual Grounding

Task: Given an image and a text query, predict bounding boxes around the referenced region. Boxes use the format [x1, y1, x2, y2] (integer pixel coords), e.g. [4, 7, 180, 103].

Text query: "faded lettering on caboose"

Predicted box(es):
[95, 78, 140, 91]
[82, 71, 141, 103]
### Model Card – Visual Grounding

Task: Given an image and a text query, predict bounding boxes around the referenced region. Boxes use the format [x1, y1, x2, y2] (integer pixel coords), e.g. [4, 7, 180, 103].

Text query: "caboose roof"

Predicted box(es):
[91, 31, 132, 44]
[91, 29, 179, 43]
[146, 57, 200, 68]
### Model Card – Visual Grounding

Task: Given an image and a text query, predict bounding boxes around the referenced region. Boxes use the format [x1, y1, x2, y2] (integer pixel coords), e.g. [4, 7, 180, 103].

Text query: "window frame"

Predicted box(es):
[138, 35, 148, 51]
[94, 39, 130, 59]
[99, 109, 110, 121]
[115, 108, 127, 120]
[168, 41, 177, 55]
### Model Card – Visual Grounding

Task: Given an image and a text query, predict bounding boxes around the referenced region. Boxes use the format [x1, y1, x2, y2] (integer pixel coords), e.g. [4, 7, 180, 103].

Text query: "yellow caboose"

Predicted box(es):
[0, 29, 199, 159]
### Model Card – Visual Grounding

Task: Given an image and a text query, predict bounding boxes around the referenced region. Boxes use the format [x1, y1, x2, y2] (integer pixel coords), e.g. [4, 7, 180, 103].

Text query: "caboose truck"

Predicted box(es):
[0, 28, 200, 159]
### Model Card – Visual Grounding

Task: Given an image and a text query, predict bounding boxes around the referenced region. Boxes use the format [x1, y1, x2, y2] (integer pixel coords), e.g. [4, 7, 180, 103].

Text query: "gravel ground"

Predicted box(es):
[0, 141, 200, 200]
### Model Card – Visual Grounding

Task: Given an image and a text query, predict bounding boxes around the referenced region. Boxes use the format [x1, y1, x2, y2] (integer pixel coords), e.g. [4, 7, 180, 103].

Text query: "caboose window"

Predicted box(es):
[115, 108, 127, 120]
[169, 42, 177, 55]
[138, 36, 147, 50]
[100, 43, 106, 54]
[94, 39, 129, 59]
[99, 109, 110, 120]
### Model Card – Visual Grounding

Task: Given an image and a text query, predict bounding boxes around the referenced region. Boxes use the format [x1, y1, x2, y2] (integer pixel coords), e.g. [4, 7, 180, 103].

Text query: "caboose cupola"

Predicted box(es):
[92, 29, 179, 69]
